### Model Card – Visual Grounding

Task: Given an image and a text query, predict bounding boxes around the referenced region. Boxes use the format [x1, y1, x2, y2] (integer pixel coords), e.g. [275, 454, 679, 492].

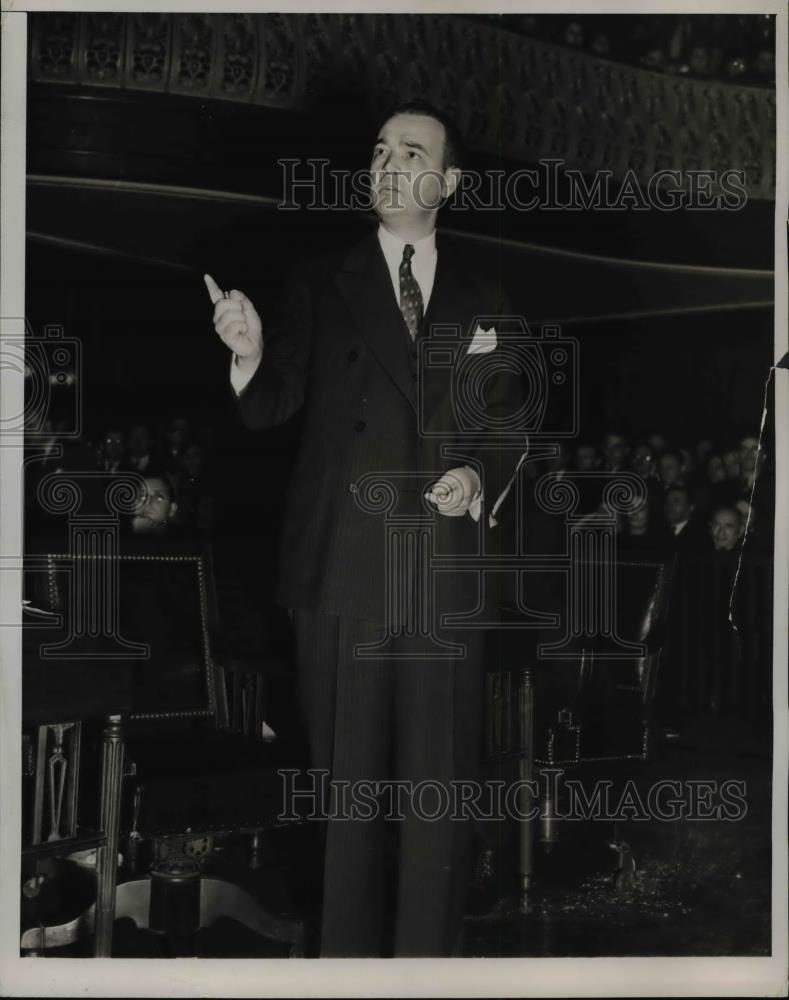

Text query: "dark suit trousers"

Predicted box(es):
[293, 608, 485, 957]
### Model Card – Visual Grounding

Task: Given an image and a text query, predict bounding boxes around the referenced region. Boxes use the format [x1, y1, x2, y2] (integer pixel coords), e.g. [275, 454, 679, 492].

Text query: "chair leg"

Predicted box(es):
[518, 667, 536, 914]
[94, 715, 125, 957]
[199, 878, 304, 956]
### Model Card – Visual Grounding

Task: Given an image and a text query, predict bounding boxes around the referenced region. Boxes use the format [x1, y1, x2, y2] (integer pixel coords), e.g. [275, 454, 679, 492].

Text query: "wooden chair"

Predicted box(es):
[480, 556, 675, 911]
[22, 541, 306, 957]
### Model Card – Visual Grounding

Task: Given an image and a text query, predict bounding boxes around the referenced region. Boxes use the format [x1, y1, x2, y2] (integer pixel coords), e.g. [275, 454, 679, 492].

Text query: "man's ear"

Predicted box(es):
[442, 167, 461, 199]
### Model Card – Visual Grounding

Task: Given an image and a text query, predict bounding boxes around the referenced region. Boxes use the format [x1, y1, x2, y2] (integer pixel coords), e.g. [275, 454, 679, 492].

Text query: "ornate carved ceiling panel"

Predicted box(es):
[29, 12, 775, 200]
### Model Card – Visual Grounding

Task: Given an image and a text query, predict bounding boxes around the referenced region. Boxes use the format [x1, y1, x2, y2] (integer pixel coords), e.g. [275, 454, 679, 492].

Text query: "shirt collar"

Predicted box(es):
[377, 224, 436, 268]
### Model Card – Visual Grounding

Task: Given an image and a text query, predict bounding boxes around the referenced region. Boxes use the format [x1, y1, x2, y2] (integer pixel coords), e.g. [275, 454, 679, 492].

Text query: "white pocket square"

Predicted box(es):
[467, 325, 497, 354]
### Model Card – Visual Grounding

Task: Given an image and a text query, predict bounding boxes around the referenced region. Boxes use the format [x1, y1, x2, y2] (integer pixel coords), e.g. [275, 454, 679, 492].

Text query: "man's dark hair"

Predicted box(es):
[377, 100, 465, 171]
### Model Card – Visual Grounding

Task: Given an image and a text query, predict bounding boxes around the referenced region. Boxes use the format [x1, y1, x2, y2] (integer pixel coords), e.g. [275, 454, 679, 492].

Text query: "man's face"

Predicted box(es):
[664, 489, 691, 525]
[132, 477, 174, 533]
[603, 434, 628, 468]
[658, 453, 682, 486]
[370, 113, 458, 220]
[738, 436, 759, 474]
[723, 449, 740, 479]
[710, 509, 743, 551]
[102, 430, 124, 461]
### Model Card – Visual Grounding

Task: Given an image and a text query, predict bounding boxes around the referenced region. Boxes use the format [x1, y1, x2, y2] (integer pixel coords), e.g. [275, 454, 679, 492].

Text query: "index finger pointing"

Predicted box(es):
[203, 273, 224, 305]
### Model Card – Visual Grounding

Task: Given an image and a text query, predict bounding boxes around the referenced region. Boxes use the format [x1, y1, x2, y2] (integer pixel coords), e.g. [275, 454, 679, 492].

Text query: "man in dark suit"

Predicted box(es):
[205, 102, 522, 956]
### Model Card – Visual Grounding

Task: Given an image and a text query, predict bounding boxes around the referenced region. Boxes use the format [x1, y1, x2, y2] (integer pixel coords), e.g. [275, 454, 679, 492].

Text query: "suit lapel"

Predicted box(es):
[333, 233, 417, 412]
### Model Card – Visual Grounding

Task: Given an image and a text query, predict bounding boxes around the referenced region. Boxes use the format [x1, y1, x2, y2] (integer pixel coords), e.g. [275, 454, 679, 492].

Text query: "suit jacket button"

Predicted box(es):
[354, 419, 366, 432]
[348, 349, 359, 362]
[348, 482, 358, 494]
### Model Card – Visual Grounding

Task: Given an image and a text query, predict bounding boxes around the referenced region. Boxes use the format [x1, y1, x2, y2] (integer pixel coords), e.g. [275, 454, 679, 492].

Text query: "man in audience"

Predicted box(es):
[711, 432, 773, 548]
[705, 452, 727, 486]
[96, 427, 125, 473]
[737, 434, 764, 491]
[663, 484, 702, 553]
[163, 415, 193, 474]
[130, 476, 179, 537]
[602, 428, 630, 473]
[657, 448, 685, 490]
[722, 443, 741, 481]
[630, 441, 657, 480]
[709, 504, 745, 553]
[126, 422, 160, 475]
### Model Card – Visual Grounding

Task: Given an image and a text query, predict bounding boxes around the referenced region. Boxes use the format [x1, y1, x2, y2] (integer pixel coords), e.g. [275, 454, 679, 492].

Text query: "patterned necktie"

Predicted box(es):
[399, 244, 424, 339]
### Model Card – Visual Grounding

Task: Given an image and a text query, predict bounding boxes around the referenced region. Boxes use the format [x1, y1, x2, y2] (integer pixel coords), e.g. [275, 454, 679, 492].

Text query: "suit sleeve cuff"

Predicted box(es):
[230, 354, 259, 396]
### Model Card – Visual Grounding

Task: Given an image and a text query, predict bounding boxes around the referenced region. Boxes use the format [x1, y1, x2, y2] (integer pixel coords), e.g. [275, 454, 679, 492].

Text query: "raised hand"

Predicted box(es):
[204, 274, 263, 366]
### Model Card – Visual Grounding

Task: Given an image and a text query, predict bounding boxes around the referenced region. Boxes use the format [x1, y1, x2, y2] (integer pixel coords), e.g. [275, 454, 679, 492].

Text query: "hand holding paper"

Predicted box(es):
[204, 273, 264, 370]
[425, 466, 481, 518]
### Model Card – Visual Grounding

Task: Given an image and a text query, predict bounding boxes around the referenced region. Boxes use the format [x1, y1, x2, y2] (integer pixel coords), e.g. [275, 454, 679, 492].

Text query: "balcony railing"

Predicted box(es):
[28, 11, 775, 201]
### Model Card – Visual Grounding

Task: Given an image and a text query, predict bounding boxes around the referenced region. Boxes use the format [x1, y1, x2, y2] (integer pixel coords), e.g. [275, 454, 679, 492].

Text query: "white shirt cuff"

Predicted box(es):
[229, 354, 259, 396]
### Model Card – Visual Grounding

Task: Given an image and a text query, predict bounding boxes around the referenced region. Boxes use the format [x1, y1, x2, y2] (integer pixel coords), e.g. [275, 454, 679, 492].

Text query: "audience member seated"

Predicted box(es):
[657, 448, 686, 490]
[125, 422, 162, 476]
[162, 415, 193, 475]
[629, 440, 663, 506]
[710, 433, 773, 547]
[721, 443, 741, 482]
[705, 452, 727, 487]
[663, 484, 704, 553]
[96, 427, 126, 473]
[630, 441, 657, 480]
[708, 504, 745, 555]
[128, 476, 180, 538]
[601, 428, 630, 473]
[715, 434, 766, 505]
